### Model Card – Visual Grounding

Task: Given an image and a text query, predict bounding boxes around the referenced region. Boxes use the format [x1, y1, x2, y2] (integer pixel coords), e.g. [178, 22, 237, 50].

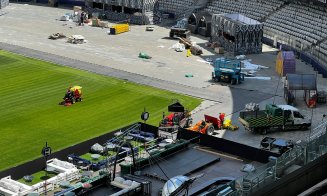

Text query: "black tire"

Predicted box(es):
[301, 124, 309, 130]
[186, 119, 192, 128]
[216, 76, 220, 82]
[231, 78, 236, 85]
[236, 77, 240, 84]
[261, 128, 267, 135]
[206, 124, 214, 135]
[169, 32, 174, 38]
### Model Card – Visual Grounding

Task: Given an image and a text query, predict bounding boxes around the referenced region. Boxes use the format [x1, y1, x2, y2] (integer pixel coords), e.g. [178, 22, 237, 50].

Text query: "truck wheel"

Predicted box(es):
[206, 124, 214, 135]
[231, 78, 236, 85]
[236, 78, 240, 84]
[301, 124, 309, 130]
[261, 129, 267, 135]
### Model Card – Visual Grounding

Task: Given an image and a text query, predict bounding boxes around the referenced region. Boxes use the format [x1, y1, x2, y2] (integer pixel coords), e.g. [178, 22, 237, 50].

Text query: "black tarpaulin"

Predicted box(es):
[168, 102, 184, 112]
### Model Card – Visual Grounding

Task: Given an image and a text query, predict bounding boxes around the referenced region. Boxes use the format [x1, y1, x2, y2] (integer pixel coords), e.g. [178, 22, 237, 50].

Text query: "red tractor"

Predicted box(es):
[159, 102, 192, 128]
[159, 111, 192, 128]
[187, 115, 221, 135]
[158, 101, 192, 140]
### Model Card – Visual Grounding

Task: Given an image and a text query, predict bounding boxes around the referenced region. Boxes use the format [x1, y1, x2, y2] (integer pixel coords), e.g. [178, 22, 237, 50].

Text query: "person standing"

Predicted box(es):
[80, 12, 85, 26]
[219, 113, 225, 129]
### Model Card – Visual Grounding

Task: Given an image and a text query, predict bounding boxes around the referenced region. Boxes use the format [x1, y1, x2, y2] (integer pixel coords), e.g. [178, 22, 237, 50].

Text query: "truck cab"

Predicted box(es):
[277, 105, 311, 129]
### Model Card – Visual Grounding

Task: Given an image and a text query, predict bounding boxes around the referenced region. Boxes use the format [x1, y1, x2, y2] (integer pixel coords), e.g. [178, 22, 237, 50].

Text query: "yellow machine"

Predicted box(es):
[110, 24, 130, 35]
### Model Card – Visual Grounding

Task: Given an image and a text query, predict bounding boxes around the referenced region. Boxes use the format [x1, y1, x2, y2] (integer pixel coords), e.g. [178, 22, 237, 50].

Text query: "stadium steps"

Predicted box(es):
[175, 0, 210, 20]
[260, 2, 289, 23]
[315, 36, 327, 47]
[302, 36, 327, 53]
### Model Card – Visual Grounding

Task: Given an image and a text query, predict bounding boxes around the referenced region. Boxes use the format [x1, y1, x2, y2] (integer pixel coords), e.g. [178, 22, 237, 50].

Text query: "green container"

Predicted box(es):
[265, 104, 282, 117]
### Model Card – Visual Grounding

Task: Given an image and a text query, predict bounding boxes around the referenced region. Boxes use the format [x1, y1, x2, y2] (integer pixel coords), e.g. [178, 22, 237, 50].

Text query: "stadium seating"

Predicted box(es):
[313, 41, 327, 64]
[264, 2, 327, 49]
[158, 0, 194, 17]
[204, 0, 283, 21]
[201, 0, 327, 70]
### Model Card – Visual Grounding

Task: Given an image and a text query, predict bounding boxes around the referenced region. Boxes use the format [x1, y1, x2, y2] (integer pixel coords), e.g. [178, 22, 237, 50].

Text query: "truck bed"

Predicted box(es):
[239, 110, 284, 129]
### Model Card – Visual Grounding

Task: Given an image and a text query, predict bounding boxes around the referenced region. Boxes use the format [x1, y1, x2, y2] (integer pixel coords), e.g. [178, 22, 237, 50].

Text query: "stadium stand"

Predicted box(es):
[204, 0, 284, 21]
[157, 0, 209, 19]
[313, 41, 327, 64]
[200, 0, 327, 76]
[264, 2, 327, 50]
[158, 0, 194, 17]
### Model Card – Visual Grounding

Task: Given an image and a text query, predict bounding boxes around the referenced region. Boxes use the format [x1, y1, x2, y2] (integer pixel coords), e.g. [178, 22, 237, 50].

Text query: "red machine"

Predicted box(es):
[159, 111, 192, 128]
[187, 115, 221, 135]
[60, 86, 82, 106]
[158, 101, 192, 140]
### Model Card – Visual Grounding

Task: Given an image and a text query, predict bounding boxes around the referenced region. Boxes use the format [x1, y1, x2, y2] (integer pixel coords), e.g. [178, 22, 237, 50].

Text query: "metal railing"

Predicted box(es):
[223, 120, 327, 196]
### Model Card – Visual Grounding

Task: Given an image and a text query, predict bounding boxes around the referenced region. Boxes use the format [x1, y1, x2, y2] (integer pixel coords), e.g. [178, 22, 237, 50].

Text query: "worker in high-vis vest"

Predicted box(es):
[186, 49, 191, 57]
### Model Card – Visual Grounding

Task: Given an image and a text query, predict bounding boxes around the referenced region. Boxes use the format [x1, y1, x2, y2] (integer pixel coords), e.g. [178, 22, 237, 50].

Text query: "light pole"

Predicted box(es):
[41, 142, 52, 195]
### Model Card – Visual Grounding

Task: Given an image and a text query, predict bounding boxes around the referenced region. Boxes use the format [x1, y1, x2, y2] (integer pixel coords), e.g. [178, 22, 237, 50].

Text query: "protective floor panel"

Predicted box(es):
[142, 148, 220, 179]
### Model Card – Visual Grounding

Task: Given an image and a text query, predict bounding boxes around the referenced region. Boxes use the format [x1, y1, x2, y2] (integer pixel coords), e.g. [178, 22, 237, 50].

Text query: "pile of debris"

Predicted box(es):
[206, 42, 224, 54]
[48, 33, 66, 40]
[169, 37, 203, 55]
[60, 14, 72, 21]
[67, 35, 86, 44]
[92, 18, 110, 28]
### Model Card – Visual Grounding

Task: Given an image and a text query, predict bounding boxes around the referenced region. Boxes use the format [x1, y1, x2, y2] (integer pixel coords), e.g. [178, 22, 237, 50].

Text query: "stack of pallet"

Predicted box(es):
[0, 0, 9, 9]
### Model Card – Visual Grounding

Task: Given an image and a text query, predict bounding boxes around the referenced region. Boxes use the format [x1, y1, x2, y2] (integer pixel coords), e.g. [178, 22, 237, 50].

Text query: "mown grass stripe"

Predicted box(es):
[0, 50, 201, 172]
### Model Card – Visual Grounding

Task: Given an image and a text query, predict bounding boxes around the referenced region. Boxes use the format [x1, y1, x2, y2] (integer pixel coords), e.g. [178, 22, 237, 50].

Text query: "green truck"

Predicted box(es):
[239, 104, 311, 134]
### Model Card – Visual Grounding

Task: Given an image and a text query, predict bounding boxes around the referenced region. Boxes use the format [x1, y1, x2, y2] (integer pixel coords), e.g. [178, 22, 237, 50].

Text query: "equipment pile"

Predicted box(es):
[67, 35, 86, 44]
[48, 33, 66, 40]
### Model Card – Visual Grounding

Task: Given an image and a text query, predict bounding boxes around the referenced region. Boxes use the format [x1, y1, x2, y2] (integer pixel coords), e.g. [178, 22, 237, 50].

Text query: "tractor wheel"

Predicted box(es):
[214, 76, 220, 82]
[206, 124, 214, 135]
[231, 78, 236, 85]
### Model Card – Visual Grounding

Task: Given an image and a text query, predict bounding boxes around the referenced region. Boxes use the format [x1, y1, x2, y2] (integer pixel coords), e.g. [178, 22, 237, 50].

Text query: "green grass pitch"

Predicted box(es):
[0, 50, 201, 172]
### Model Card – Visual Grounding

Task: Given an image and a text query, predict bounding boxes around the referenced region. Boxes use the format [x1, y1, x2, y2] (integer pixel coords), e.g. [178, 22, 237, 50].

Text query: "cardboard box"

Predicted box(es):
[214, 47, 224, 54]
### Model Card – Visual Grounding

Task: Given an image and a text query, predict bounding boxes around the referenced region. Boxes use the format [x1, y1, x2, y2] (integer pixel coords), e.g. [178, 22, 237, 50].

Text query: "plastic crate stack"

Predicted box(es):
[0, 0, 9, 9]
